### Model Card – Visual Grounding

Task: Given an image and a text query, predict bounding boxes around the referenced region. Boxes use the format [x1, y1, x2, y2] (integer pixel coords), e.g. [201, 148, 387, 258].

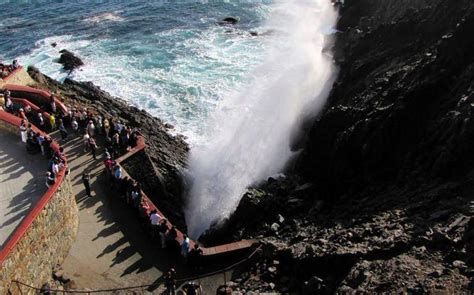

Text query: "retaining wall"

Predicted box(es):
[0, 111, 79, 294]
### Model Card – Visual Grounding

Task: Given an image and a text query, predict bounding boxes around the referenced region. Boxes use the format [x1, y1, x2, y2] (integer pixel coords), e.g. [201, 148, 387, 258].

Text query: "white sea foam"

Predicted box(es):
[185, 0, 338, 238]
[84, 12, 124, 24]
[16, 21, 265, 144]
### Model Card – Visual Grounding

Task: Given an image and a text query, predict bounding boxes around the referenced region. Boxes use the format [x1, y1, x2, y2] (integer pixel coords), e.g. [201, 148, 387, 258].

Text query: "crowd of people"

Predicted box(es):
[2, 82, 209, 294]
[16, 118, 66, 189]
[0, 59, 20, 79]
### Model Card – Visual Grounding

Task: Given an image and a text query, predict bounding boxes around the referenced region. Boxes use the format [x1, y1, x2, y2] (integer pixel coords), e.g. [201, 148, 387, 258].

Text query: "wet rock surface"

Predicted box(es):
[57, 49, 84, 72]
[27, 66, 189, 230]
[213, 0, 474, 293]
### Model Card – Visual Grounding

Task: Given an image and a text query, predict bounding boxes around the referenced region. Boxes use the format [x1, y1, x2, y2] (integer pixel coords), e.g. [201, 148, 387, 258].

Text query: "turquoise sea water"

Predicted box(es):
[0, 1, 270, 142]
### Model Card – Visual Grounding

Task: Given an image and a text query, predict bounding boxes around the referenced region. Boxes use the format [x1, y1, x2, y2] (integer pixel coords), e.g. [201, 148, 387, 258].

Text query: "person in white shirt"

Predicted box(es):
[150, 210, 161, 225]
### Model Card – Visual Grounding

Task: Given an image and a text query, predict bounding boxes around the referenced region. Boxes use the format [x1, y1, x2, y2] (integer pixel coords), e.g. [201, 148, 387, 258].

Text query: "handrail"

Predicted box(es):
[0, 110, 67, 264]
[10, 97, 52, 120]
[10, 244, 262, 293]
[112, 137, 255, 256]
[4, 83, 69, 115]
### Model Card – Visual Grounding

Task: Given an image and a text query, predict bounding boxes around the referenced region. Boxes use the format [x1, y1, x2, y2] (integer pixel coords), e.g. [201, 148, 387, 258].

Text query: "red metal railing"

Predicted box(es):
[113, 137, 255, 256]
[4, 84, 69, 115]
[0, 110, 67, 264]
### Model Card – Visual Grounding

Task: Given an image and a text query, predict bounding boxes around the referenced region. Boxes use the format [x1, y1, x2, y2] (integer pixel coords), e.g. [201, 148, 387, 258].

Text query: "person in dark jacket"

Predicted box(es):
[82, 172, 91, 197]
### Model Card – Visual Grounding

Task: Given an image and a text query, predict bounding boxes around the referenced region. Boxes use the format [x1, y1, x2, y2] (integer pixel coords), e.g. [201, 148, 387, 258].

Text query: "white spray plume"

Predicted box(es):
[186, 0, 338, 238]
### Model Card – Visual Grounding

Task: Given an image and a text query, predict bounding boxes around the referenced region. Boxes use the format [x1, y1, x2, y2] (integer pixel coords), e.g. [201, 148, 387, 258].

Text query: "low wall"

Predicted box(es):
[0, 111, 79, 294]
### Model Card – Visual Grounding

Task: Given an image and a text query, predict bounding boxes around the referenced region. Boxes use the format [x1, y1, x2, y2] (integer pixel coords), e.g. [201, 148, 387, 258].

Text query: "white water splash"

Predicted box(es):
[83, 11, 124, 24]
[186, 0, 338, 238]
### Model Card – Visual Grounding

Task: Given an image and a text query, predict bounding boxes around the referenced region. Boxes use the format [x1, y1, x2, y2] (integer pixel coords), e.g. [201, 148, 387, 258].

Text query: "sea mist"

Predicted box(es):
[186, 0, 338, 238]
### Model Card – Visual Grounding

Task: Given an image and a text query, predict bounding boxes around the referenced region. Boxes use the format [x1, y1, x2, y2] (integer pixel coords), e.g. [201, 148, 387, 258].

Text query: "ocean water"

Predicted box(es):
[0, 0, 269, 142]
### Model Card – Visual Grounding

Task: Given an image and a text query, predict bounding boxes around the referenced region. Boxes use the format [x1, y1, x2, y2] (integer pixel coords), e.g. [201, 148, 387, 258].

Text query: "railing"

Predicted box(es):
[9, 245, 262, 294]
[10, 97, 52, 117]
[0, 110, 67, 264]
[112, 136, 256, 256]
[3, 84, 69, 115]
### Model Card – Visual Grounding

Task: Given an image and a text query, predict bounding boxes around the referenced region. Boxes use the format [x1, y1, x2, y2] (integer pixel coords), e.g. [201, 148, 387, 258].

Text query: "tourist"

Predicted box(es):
[43, 136, 53, 158]
[182, 281, 202, 295]
[88, 136, 98, 160]
[95, 115, 103, 135]
[112, 132, 120, 156]
[103, 117, 110, 136]
[166, 225, 178, 250]
[104, 157, 115, 172]
[181, 234, 190, 259]
[37, 113, 45, 130]
[188, 244, 203, 269]
[138, 199, 150, 226]
[164, 268, 177, 295]
[149, 209, 161, 239]
[19, 108, 27, 120]
[71, 117, 79, 134]
[82, 172, 91, 197]
[113, 164, 122, 180]
[51, 160, 61, 177]
[158, 219, 168, 249]
[49, 114, 56, 130]
[55, 147, 66, 164]
[87, 120, 95, 137]
[5, 95, 13, 113]
[83, 132, 90, 152]
[131, 188, 141, 208]
[49, 95, 57, 114]
[45, 172, 55, 188]
[36, 133, 45, 155]
[150, 209, 161, 225]
[19, 120, 27, 143]
[58, 119, 68, 140]
[11, 59, 20, 70]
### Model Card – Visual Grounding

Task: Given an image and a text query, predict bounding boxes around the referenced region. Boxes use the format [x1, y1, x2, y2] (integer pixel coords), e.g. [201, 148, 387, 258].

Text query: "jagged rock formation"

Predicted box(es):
[221, 0, 474, 293]
[57, 49, 84, 72]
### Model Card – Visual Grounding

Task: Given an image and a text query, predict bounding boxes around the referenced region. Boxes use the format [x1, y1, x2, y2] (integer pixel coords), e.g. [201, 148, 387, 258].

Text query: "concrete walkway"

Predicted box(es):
[56, 133, 232, 293]
[0, 130, 47, 249]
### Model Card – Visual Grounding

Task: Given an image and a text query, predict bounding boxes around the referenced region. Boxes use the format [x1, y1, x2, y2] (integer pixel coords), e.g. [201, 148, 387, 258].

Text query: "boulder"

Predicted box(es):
[218, 16, 240, 26]
[58, 49, 84, 72]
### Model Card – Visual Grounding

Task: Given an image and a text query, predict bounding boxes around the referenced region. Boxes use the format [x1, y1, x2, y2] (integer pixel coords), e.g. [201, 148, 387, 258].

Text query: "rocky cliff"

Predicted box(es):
[222, 0, 474, 293]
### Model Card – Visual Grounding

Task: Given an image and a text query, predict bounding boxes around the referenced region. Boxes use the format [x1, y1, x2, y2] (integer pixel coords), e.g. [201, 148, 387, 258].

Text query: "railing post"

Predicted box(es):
[16, 281, 23, 295]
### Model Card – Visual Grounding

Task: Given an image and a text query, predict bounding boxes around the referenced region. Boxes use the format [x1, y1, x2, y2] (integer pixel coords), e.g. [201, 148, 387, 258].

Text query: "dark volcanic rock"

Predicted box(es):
[299, 0, 474, 197]
[223, 0, 474, 293]
[218, 16, 239, 26]
[57, 49, 84, 72]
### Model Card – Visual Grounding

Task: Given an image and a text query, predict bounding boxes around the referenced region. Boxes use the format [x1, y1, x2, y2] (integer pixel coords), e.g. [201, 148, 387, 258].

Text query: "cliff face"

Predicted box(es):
[299, 0, 474, 196]
[223, 1, 474, 293]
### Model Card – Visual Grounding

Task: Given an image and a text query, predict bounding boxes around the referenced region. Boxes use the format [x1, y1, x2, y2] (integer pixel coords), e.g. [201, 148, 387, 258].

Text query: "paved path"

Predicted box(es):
[56, 133, 232, 293]
[0, 130, 47, 249]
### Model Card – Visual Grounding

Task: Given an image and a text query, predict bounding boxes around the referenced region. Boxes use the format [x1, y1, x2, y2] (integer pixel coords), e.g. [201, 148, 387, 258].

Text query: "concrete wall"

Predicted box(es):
[0, 112, 79, 294]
